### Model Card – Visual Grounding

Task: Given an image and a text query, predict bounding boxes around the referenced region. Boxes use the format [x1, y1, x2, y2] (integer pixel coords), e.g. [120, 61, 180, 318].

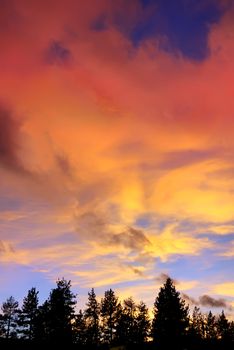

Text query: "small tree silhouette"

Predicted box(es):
[1, 296, 19, 339]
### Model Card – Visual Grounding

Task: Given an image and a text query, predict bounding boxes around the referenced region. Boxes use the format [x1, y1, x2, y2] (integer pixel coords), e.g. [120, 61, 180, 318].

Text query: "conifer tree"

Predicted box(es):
[205, 311, 217, 341]
[217, 310, 231, 346]
[123, 297, 137, 344]
[135, 301, 150, 344]
[19, 287, 39, 340]
[34, 300, 50, 343]
[46, 278, 77, 344]
[84, 288, 100, 347]
[0, 296, 19, 339]
[190, 306, 205, 339]
[116, 297, 137, 345]
[75, 309, 87, 346]
[152, 277, 189, 349]
[101, 289, 120, 344]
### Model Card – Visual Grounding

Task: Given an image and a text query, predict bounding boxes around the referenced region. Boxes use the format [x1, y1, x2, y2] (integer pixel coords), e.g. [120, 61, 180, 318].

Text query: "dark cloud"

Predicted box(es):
[199, 294, 228, 308]
[155, 273, 178, 285]
[182, 293, 198, 305]
[127, 265, 144, 277]
[76, 209, 150, 253]
[108, 226, 150, 251]
[182, 292, 231, 309]
[91, 13, 108, 31]
[76, 211, 107, 240]
[44, 40, 72, 66]
[55, 153, 73, 177]
[0, 105, 25, 173]
[155, 272, 170, 283]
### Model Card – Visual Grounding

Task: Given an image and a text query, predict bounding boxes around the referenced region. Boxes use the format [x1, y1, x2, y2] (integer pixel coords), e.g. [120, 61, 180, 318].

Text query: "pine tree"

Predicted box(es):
[123, 297, 137, 344]
[101, 289, 121, 344]
[19, 287, 39, 340]
[47, 278, 77, 344]
[205, 311, 217, 340]
[216, 310, 231, 346]
[33, 300, 51, 343]
[135, 301, 150, 344]
[0, 296, 19, 339]
[190, 306, 205, 339]
[115, 297, 137, 345]
[84, 288, 100, 347]
[74, 309, 87, 346]
[152, 277, 189, 349]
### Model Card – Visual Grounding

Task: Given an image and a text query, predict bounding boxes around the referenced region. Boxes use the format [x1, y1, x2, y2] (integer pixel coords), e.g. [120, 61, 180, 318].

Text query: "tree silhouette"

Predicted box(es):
[33, 300, 51, 343]
[19, 287, 39, 340]
[115, 297, 137, 345]
[0, 296, 19, 339]
[101, 289, 121, 344]
[152, 277, 189, 349]
[217, 310, 232, 348]
[84, 288, 100, 347]
[46, 278, 76, 345]
[135, 301, 150, 344]
[0, 276, 233, 349]
[205, 311, 217, 341]
[191, 306, 205, 336]
[74, 309, 87, 346]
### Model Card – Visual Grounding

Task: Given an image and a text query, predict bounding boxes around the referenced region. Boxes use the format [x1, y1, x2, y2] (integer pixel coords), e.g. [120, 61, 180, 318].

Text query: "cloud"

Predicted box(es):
[182, 293, 231, 309]
[199, 294, 229, 308]
[182, 293, 198, 305]
[0, 105, 25, 173]
[0, 211, 26, 222]
[159, 148, 219, 170]
[0, 0, 234, 319]
[0, 240, 15, 254]
[55, 152, 74, 177]
[155, 273, 171, 284]
[219, 241, 234, 257]
[213, 282, 234, 297]
[44, 40, 72, 66]
[108, 226, 150, 251]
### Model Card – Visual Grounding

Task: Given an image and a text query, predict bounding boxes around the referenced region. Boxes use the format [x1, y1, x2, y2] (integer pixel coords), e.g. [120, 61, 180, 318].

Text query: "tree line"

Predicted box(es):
[0, 277, 233, 349]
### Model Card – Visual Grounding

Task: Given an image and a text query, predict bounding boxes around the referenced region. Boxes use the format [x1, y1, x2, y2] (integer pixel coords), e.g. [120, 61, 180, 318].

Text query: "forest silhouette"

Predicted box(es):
[0, 277, 233, 349]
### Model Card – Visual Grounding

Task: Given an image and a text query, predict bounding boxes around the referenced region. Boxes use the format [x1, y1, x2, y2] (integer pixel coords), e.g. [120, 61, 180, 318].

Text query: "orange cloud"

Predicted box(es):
[0, 0, 234, 314]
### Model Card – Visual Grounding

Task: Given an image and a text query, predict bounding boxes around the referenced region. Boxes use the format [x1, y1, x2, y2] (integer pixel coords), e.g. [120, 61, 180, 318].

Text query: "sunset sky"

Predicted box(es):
[0, 0, 234, 317]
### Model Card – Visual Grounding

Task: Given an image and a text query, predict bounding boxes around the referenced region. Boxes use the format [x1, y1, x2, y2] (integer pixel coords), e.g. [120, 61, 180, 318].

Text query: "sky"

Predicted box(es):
[0, 0, 234, 318]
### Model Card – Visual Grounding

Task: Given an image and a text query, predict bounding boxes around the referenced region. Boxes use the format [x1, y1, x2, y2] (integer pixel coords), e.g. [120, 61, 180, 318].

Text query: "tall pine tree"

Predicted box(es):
[19, 287, 39, 340]
[101, 289, 120, 345]
[46, 278, 76, 345]
[217, 310, 232, 347]
[84, 288, 100, 347]
[135, 301, 150, 344]
[152, 277, 189, 349]
[74, 309, 87, 346]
